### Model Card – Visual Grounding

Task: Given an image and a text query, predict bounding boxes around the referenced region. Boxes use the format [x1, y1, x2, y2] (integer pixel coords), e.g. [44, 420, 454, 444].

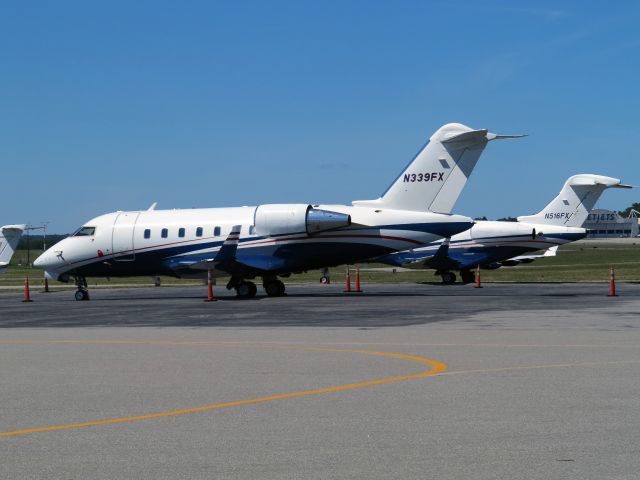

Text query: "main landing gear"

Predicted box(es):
[440, 271, 457, 285]
[235, 281, 258, 299]
[227, 277, 258, 299]
[460, 269, 475, 284]
[74, 276, 90, 301]
[227, 277, 286, 299]
[438, 270, 475, 285]
[263, 279, 285, 297]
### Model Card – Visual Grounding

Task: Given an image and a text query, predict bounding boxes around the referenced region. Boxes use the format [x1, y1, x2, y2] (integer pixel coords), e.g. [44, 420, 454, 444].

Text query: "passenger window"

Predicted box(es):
[161, 228, 168, 239]
[179, 228, 185, 238]
[144, 229, 151, 239]
[74, 226, 96, 237]
[196, 227, 203, 237]
[214, 226, 221, 237]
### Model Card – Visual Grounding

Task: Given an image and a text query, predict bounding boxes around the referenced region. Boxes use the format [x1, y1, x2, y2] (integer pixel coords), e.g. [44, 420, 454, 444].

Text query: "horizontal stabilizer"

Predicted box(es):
[486, 133, 528, 140]
[1, 225, 26, 233]
[442, 130, 526, 149]
[441, 128, 489, 145]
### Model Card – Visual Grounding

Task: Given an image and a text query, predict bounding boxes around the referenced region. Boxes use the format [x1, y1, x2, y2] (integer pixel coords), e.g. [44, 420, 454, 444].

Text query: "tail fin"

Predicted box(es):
[0, 225, 26, 269]
[353, 123, 524, 213]
[517, 174, 631, 227]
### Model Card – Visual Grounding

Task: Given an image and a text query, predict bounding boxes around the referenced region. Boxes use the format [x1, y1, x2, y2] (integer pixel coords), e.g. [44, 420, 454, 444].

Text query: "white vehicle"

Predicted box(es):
[34, 123, 514, 300]
[0, 225, 26, 273]
[378, 174, 631, 284]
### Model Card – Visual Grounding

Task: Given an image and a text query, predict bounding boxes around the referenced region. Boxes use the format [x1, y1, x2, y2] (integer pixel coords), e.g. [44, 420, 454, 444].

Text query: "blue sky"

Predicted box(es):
[1, 1, 639, 232]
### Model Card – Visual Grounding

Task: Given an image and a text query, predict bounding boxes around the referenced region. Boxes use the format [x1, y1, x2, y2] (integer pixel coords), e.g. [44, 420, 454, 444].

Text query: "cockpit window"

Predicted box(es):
[73, 226, 96, 237]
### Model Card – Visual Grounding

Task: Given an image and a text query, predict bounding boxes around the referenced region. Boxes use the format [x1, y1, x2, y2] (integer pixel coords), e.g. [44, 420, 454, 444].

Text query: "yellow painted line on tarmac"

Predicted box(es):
[0, 341, 447, 438]
[439, 359, 640, 377]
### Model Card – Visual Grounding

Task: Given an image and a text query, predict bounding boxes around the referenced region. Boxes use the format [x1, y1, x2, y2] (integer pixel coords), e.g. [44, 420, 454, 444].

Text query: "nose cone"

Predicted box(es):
[33, 249, 64, 281]
[33, 252, 46, 268]
[33, 248, 59, 270]
[33, 249, 55, 270]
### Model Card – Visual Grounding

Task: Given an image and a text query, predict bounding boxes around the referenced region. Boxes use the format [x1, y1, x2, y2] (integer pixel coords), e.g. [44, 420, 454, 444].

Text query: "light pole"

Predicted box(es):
[24, 223, 49, 267]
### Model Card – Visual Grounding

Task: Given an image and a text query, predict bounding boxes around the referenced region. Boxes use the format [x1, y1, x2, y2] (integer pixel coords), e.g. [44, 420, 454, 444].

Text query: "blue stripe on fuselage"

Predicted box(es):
[72, 240, 400, 278]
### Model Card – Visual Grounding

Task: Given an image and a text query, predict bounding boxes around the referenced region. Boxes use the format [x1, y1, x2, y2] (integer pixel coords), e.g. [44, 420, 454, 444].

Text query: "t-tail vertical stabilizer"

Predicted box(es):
[0, 224, 26, 271]
[353, 123, 525, 213]
[517, 174, 631, 227]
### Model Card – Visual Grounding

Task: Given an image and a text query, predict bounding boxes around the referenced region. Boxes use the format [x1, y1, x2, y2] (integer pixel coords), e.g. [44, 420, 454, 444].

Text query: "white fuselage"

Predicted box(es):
[381, 219, 586, 270]
[443, 220, 585, 251]
[34, 204, 473, 281]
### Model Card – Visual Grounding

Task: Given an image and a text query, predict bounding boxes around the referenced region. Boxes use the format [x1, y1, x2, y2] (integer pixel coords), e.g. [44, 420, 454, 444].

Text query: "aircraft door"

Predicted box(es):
[112, 212, 140, 261]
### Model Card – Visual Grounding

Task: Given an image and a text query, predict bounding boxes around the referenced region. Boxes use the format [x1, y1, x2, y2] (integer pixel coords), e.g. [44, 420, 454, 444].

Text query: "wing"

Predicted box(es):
[503, 246, 559, 265]
[162, 226, 290, 277]
[376, 239, 462, 270]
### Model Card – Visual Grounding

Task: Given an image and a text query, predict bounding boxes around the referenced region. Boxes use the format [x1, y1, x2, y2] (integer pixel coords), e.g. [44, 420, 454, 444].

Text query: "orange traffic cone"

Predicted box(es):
[344, 266, 351, 293]
[354, 265, 362, 293]
[608, 266, 617, 297]
[205, 268, 217, 302]
[22, 273, 33, 302]
[474, 265, 482, 289]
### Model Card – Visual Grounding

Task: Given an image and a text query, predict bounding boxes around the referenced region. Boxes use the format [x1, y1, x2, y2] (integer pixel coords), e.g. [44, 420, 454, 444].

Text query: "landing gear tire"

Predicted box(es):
[236, 281, 257, 299]
[440, 272, 457, 285]
[460, 270, 475, 284]
[74, 289, 89, 301]
[320, 276, 329, 284]
[264, 280, 285, 297]
[74, 276, 90, 301]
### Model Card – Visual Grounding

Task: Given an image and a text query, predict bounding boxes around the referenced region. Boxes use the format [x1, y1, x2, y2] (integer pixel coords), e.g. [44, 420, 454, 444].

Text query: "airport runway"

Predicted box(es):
[1, 283, 639, 479]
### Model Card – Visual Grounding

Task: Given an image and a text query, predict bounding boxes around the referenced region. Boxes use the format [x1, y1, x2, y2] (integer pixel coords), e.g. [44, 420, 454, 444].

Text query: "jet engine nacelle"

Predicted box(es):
[254, 204, 351, 237]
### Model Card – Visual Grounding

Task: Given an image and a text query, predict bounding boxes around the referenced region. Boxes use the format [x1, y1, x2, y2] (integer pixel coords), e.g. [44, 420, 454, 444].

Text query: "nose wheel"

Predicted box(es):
[74, 289, 90, 301]
[74, 276, 90, 301]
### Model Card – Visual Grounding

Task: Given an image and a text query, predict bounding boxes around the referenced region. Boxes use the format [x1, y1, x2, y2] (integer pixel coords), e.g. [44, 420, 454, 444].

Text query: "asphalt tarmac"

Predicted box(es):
[1, 282, 639, 479]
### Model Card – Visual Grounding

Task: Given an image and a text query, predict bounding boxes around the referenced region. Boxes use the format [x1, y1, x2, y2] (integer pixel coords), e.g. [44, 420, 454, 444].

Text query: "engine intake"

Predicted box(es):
[254, 204, 351, 237]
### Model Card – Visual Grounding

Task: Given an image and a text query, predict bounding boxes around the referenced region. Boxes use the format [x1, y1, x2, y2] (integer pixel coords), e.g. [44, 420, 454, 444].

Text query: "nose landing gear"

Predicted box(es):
[74, 276, 90, 301]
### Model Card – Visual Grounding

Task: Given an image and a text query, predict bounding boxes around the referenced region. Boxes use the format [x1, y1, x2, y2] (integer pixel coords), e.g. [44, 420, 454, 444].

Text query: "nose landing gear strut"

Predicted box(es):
[74, 276, 90, 301]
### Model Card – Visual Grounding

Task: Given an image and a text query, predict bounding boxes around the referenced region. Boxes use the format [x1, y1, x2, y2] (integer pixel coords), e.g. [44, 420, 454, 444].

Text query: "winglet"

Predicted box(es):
[214, 225, 242, 262]
[434, 238, 451, 258]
